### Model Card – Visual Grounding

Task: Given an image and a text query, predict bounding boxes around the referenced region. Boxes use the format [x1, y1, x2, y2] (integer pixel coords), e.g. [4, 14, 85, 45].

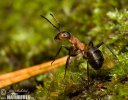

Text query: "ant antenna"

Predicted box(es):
[40, 14, 60, 32]
[50, 13, 61, 31]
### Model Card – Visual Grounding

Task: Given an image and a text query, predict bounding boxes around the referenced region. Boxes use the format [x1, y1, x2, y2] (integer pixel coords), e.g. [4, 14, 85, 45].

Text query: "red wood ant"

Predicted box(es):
[40, 14, 117, 82]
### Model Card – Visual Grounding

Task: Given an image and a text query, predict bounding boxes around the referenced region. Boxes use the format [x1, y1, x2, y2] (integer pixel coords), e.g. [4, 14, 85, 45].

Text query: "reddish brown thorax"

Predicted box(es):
[69, 36, 87, 51]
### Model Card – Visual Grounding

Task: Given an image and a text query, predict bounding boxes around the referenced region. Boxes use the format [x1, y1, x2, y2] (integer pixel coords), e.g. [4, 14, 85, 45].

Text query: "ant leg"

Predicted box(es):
[88, 41, 94, 47]
[87, 61, 90, 85]
[64, 56, 71, 78]
[51, 45, 69, 65]
[96, 42, 118, 60]
[96, 42, 104, 48]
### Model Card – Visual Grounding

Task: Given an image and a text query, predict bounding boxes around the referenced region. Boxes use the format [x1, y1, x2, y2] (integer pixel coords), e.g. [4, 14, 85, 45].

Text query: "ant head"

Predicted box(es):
[54, 31, 71, 40]
[40, 14, 72, 41]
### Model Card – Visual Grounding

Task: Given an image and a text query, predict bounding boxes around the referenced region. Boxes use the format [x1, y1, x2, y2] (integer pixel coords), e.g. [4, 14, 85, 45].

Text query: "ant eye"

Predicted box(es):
[63, 33, 68, 37]
[62, 32, 71, 38]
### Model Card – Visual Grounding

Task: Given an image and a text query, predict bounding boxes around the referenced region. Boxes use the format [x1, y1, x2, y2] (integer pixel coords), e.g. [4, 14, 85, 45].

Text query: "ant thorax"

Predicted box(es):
[69, 35, 85, 51]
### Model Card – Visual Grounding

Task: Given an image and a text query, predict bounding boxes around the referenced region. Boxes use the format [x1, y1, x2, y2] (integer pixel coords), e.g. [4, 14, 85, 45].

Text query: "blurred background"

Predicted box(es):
[0, 0, 128, 99]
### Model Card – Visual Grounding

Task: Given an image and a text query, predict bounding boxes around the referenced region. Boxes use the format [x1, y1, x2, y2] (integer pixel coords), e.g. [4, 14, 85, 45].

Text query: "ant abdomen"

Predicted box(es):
[86, 47, 104, 70]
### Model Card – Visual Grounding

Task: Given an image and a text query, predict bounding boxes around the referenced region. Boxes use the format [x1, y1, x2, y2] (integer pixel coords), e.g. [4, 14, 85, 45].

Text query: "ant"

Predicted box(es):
[40, 14, 117, 83]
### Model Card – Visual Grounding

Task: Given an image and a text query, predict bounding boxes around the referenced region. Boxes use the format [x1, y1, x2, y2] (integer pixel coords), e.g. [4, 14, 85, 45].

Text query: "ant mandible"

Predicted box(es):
[40, 14, 117, 82]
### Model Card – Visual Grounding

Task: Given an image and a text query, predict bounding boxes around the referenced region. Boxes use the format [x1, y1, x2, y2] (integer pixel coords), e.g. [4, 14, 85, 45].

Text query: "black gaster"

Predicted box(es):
[87, 47, 104, 70]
